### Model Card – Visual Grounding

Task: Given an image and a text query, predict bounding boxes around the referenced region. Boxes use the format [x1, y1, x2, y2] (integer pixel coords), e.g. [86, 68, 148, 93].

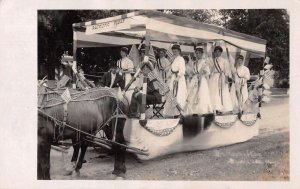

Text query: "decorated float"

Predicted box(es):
[68, 10, 272, 160]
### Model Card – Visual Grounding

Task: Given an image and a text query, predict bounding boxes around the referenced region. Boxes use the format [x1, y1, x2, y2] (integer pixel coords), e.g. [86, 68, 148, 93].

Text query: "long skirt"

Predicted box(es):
[185, 75, 212, 115]
[230, 83, 240, 114]
[209, 73, 233, 112]
[163, 74, 187, 117]
[124, 73, 132, 88]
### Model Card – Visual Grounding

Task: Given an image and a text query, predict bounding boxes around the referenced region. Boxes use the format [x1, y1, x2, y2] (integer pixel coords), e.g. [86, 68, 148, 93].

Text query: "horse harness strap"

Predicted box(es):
[61, 103, 68, 136]
[38, 109, 147, 154]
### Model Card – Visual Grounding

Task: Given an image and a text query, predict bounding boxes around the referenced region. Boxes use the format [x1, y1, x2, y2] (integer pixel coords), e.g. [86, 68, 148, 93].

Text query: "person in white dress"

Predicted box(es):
[185, 46, 213, 115]
[163, 44, 187, 117]
[117, 47, 135, 88]
[184, 56, 194, 89]
[157, 49, 171, 83]
[208, 46, 233, 114]
[233, 55, 251, 108]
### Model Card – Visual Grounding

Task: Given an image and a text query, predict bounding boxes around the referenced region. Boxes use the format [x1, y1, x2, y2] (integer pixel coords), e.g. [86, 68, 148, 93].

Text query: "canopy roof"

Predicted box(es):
[73, 10, 267, 57]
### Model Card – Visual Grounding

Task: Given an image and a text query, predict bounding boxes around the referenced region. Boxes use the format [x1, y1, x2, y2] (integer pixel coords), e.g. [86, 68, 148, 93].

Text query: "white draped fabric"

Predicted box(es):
[185, 58, 212, 115]
[208, 56, 233, 112]
[117, 57, 134, 87]
[163, 55, 187, 116]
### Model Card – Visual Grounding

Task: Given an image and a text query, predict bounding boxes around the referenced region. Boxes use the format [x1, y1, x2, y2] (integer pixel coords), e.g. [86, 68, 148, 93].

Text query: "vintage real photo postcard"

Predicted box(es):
[0, 0, 299, 189]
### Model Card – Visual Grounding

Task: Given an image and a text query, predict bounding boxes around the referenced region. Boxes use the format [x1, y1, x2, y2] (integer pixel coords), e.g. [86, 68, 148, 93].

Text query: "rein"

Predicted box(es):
[38, 87, 129, 143]
[38, 108, 147, 155]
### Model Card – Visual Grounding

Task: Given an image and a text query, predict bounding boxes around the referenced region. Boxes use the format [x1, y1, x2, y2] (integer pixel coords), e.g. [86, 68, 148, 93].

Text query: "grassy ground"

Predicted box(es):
[50, 95, 289, 180]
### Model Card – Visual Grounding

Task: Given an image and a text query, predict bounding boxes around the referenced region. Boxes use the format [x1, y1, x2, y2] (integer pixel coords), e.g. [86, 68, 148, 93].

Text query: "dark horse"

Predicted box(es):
[37, 86, 129, 179]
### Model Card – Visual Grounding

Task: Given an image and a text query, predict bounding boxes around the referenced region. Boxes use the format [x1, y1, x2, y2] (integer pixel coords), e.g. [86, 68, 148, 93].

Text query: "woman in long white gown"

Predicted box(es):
[184, 55, 194, 89]
[163, 44, 187, 117]
[117, 47, 135, 87]
[208, 46, 233, 114]
[185, 46, 212, 115]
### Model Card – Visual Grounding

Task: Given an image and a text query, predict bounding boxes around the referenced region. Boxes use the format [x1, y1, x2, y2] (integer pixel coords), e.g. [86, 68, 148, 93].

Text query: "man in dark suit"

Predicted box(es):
[100, 61, 125, 89]
[129, 77, 162, 117]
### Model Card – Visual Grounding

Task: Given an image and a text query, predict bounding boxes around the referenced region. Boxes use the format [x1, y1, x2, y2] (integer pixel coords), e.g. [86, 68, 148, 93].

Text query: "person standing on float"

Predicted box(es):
[186, 46, 212, 114]
[157, 48, 171, 83]
[208, 45, 233, 114]
[163, 44, 187, 117]
[233, 55, 250, 107]
[184, 55, 194, 89]
[117, 47, 135, 88]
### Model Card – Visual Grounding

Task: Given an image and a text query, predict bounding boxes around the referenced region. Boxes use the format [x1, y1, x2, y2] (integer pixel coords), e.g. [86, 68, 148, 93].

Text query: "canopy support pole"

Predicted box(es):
[139, 30, 150, 126]
[72, 30, 78, 88]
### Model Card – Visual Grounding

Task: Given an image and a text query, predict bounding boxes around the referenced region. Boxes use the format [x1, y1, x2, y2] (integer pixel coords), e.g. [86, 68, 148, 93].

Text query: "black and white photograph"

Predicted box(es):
[37, 9, 289, 180]
[0, 0, 299, 189]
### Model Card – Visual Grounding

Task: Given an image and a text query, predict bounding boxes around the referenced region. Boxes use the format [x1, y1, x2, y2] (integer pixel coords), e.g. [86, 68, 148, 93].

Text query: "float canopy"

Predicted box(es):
[73, 10, 267, 57]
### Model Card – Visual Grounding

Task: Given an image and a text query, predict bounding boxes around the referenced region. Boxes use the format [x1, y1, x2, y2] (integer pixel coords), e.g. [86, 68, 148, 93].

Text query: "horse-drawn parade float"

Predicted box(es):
[38, 10, 273, 179]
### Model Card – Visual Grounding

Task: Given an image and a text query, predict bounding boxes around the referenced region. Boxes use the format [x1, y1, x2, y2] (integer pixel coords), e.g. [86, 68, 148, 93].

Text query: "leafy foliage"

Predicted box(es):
[219, 9, 289, 87]
[38, 9, 289, 87]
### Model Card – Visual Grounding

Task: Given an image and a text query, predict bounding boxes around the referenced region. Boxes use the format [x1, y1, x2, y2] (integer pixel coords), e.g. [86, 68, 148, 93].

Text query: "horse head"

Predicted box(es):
[110, 87, 130, 116]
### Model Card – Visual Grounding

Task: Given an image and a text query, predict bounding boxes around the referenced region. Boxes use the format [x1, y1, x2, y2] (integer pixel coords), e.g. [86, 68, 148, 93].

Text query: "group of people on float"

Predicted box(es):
[100, 43, 250, 118]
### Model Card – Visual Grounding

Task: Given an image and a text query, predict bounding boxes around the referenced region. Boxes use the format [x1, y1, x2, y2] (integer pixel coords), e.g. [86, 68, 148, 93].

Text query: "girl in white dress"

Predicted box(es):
[157, 49, 171, 83]
[184, 55, 194, 89]
[185, 46, 212, 115]
[163, 44, 187, 117]
[232, 55, 251, 110]
[117, 47, 135, 87]
[208, 46, 233, 114]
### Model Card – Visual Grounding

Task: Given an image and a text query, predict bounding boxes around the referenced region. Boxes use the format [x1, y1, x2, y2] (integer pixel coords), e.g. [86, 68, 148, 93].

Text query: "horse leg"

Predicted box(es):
[112, 118, 127, 178]
[37, 136, 51, 180]
[74, 141, 88, 176]
[63, 138, 80, 176]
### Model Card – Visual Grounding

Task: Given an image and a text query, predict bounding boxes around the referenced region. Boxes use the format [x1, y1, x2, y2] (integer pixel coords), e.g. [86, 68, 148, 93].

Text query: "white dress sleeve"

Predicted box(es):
[244, 66, 250, 80]
[125, 57, 134, 69]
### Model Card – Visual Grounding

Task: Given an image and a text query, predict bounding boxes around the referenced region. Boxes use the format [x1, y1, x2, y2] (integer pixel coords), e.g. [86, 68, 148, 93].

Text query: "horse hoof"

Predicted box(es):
[73, 170, 80, 177]
[115, 176, 125, 180]
[63, 162, 76, 176]
[62, 170, 73, 176]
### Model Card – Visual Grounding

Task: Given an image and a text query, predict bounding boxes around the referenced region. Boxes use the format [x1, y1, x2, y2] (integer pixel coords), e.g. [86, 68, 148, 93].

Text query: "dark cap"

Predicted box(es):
[237, 55, 244, 60]
[109, 60, 118, 68]
[195, 46, 204, 53]
[159, 48, 166, 53]
[214, 46, 223, 52]
[171, 44, 181, 51]
[139, 44, 145, 53]
[120, 47, 129, 54]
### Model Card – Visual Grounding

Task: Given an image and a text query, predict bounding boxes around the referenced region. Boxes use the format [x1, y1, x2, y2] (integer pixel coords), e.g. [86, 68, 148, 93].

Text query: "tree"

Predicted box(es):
[161, 9, 222, 25]
[219, 9, 289, 87]
[38, 10, 132, 79]
[38, 9, 289, 87]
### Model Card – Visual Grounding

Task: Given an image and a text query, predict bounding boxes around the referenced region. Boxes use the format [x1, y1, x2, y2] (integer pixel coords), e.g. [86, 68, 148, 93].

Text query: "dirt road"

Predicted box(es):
[50, 94, 289, 180]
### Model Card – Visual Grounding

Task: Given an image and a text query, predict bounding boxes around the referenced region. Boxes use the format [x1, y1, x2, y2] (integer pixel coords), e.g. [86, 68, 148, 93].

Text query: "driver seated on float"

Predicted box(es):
[99, 61, 125, 89]
[129, 60, 162, 118]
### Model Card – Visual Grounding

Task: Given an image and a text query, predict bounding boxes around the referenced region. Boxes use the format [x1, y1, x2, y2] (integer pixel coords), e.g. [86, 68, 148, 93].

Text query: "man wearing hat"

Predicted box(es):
[60, 53, 74, 85]
[129, 77, 162, 118]
[117, 47, 135, 88]
[208, 44, 233, 114]
[163, 44, 187, 117]
[100, 60, 124, 89]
